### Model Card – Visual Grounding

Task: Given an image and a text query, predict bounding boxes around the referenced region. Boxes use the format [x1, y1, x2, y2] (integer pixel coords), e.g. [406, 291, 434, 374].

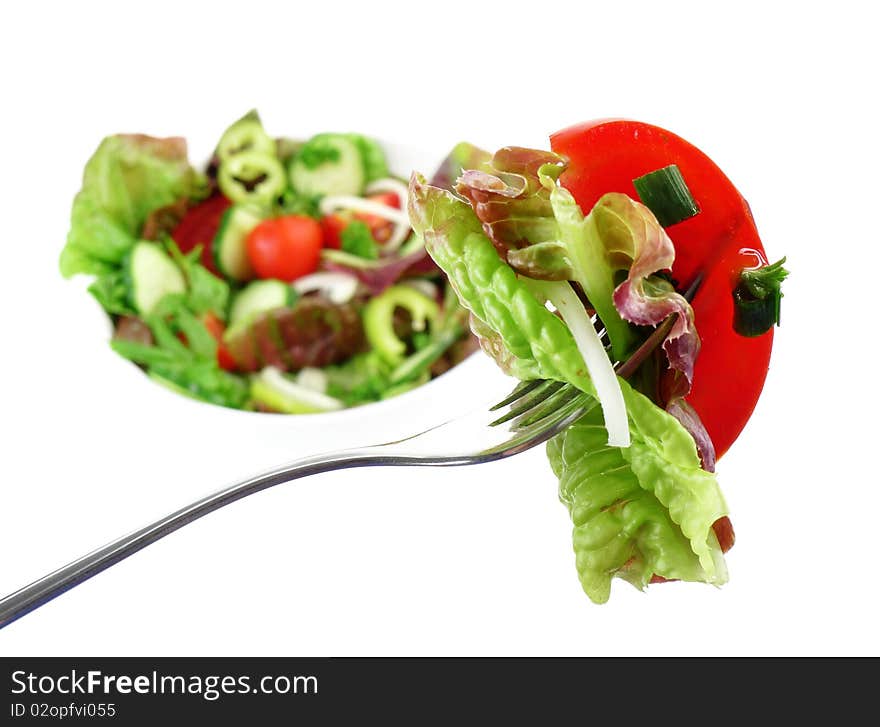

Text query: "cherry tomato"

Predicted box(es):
[359, 192, 398, 243]
[320, 213, 347, 249]
[245, 215, 323, 282]
[320, 192, 400, 249]
[201, 312, 238, 371]
[550, 119, 773, 459]
[170, 195, 230, 276]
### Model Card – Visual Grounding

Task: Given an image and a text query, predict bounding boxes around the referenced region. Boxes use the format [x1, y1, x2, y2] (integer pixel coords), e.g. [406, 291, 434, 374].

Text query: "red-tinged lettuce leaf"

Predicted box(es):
[455, 147, 567, 274]
[321, 247, 429, 295]
[585, 193, 700, 392]
[430, 141, 492, 191]
[666, 397, 717, 472]
[225, 297, 364, 372]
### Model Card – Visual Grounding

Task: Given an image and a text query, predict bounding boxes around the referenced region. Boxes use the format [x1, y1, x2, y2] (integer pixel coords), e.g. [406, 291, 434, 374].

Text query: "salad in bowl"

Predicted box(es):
[59, 111, 477, 414]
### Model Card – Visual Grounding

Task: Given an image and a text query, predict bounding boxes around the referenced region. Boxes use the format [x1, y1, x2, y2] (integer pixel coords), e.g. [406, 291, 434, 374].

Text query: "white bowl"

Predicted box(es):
[81, 134, 505, 469]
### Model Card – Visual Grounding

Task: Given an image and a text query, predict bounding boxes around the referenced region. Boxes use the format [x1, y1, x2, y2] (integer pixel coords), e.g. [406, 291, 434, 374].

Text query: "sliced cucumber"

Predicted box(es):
[128, 241, 186, 315]
[229, 279, 295, 326]
[250, 367, 344, 414]
[289, 134, 365, 197]
[213, 205, 263, 282]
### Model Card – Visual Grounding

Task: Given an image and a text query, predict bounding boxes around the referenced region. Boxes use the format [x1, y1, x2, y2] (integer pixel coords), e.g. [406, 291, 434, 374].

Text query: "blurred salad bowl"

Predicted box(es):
[59, 112, 490, 439]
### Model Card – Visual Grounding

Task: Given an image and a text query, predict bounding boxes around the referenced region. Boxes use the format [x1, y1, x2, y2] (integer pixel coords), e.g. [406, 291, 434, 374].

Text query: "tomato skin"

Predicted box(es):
[201, 312, 237, 371]
[550, 119, 773, 459]
[320, 193, 400, 249]
[245, 215, 323, 282]
[359, 192, 398, 243]
[170, 195, 231, 276]
[320, 213, 347, 249]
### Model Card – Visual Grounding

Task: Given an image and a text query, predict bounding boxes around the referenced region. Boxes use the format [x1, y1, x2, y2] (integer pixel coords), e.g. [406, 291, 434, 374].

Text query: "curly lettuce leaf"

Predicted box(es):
[60, 134, 204, 278]
[548, 383, 728, 603]
[410, 167, 730, 602]
[454, 149, 701, 380]
[429, 141, 492, 191]
[409, 173, 596, 397]
[590, 192, 699, 391]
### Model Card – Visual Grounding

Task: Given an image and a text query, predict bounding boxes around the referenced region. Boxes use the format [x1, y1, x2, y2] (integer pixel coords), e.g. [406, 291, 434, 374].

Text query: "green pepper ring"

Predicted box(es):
[218, 150, 287, 206]
[217, 119, 276, 162]
[364, 285, 440, 364]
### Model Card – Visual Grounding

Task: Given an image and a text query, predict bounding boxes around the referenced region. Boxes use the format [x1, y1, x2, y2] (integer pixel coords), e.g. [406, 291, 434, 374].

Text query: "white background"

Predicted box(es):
[1, 0, 877, 656]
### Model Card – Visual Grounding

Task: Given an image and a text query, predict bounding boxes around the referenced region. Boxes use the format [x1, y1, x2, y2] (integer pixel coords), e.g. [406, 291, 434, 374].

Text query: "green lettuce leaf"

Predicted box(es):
[88, 269, 137, 316]
[548, 385, 727, 603]
[111, 295, 248, 409]
[409, 165, 730, 603]
[167, 243, 230, 319]
[409, 173, 596, 395]
[60, 134, 204, 278]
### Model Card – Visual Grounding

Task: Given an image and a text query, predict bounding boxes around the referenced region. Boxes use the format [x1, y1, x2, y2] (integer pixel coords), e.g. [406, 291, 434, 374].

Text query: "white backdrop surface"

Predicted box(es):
[0, 0, 876, 656]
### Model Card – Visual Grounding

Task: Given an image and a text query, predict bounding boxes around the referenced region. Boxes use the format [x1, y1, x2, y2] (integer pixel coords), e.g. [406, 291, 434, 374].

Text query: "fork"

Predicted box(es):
[0, 374, 597, 630]
[0, 269, 696, 631]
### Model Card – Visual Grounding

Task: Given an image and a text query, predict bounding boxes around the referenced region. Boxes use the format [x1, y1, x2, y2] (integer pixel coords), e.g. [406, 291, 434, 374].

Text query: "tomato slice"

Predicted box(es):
[550, 119, 773, 459]
[170, 195, 231, 276]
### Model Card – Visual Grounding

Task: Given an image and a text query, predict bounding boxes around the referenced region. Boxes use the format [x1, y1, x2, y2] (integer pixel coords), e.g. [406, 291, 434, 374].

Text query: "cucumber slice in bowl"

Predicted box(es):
[229, 279, 296, 327]
[251, 366, 344, 414]
[128, 241, 186, 315]
[289, 134, 365, 197]
[213, 204, 263, 282]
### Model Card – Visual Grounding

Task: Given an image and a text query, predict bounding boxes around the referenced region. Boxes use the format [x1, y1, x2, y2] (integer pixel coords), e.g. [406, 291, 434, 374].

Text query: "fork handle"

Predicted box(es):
[0, 449, 387, 630]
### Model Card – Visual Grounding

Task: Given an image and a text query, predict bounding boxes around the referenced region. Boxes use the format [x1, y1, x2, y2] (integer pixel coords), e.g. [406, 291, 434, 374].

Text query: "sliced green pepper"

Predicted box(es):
[218, 150, 287, 206]
[217, 117, 276, 162]
[363, 285, 439, 364]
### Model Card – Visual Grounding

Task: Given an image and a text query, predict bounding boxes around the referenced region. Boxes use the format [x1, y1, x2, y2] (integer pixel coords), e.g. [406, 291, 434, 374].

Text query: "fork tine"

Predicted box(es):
[481, 392, 595, 457]
[489, 380, 566, 426]
[518, 390, 596, 440]
[510, 383, 582, 430]
[489, 379, 544, 411]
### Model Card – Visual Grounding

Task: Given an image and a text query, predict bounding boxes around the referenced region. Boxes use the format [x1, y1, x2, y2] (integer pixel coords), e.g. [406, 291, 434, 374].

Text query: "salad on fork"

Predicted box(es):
[410, 119, 788, 603]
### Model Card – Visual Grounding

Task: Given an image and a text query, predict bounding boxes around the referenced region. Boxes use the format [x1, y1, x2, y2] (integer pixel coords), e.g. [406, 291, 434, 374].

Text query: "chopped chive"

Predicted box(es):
[633, 164, 700, 227]
[733, 257, 789, 337]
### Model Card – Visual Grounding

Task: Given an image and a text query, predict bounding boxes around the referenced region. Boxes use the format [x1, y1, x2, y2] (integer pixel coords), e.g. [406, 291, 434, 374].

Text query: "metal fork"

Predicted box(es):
[0, 272, 700, 629]
[0, 375, 596, 630]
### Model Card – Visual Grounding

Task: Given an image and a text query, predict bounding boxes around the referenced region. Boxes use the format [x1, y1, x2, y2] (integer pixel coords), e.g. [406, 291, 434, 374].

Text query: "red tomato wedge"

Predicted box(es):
[170, 195, 231, 276]
[550, 119, 773, 459]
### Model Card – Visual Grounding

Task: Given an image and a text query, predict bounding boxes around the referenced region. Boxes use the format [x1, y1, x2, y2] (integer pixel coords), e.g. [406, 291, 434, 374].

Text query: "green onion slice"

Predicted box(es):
[733, 257, 789, 337]
[633, 164, 700, 227]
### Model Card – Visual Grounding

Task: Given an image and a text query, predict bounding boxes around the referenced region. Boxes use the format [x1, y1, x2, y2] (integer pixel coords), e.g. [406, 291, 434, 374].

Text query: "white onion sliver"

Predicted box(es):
[292, 272, 359, 304]
[296, 367, 328, 394]
[318, 195, 409, 224]
[318, 194, 412, 252]
[365, 177, 410, 207]
[543, 281, 630, 447]
[260, 367, 343, 412]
